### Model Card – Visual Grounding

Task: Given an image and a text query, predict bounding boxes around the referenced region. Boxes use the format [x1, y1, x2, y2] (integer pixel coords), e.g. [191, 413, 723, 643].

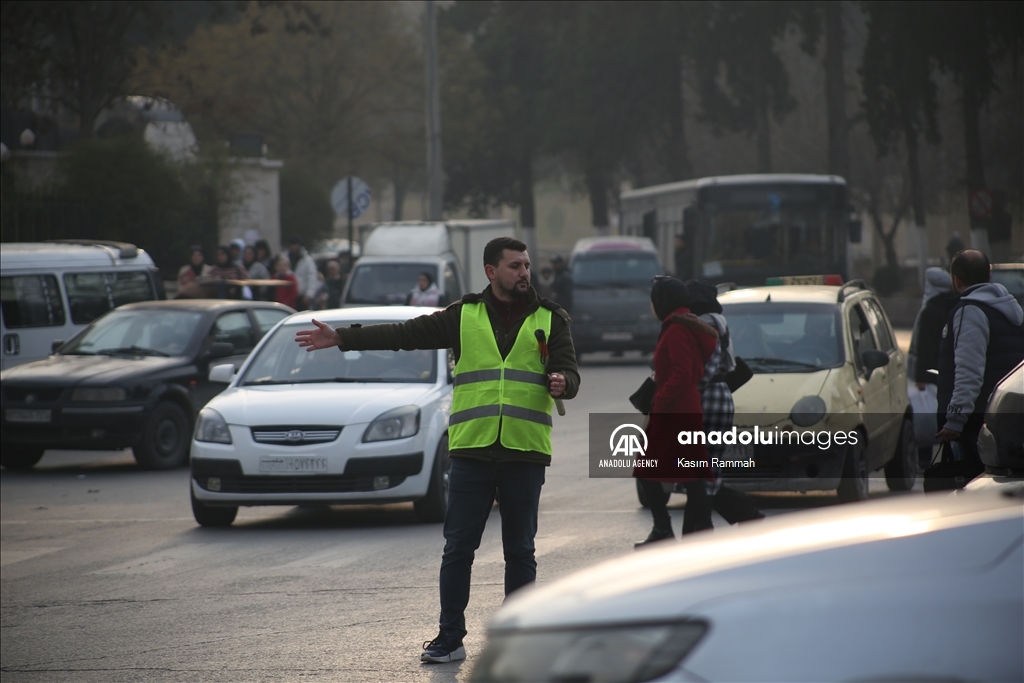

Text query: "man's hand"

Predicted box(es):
[936, 427, 960, 442]
[295, 319, 341, 352]
[548, 372, 566, 397]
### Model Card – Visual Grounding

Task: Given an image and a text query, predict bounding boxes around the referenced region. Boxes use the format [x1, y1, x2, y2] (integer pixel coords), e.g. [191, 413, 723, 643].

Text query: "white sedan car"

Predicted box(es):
[189, 307, 452, 527]
[472, 488, 1024, 682]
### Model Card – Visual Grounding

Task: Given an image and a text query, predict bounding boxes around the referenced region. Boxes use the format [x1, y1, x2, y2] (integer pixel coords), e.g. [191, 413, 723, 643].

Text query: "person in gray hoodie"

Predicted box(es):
[936, 250, 1024, 468]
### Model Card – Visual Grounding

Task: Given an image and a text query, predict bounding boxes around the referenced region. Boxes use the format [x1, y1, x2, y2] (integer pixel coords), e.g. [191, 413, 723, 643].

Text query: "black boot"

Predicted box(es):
[634, 525, 675, 548]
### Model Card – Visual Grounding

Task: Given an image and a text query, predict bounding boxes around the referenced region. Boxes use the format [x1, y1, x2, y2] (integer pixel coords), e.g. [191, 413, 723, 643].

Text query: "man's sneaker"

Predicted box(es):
[421, 632, 466, 663]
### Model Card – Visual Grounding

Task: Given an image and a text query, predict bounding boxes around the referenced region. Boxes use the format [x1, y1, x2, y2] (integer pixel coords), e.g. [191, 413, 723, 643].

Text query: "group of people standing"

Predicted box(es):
[908, 248, 1024, 477]
[176, 236, 347, 311]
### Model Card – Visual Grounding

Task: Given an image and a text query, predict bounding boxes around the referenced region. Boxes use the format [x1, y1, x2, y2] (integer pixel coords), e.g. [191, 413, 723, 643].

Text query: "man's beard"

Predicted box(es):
[498, 279, 529, 299]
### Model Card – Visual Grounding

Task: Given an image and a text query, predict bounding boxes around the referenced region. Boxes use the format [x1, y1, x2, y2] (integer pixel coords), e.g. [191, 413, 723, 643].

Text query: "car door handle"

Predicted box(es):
[3, 334, 19, 355]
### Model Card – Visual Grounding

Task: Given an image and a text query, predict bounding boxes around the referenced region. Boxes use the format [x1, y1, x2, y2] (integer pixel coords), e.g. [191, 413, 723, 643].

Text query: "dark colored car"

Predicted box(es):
[0, 300, 294, 470]
[568, 237, 664, 356]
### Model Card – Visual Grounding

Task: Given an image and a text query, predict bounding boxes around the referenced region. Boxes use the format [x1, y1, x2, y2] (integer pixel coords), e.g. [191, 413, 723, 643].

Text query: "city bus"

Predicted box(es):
[619, 174, 861, 286]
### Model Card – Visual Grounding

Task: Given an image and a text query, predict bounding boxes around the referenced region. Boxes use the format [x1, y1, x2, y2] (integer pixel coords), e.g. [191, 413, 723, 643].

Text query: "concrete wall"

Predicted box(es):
[218, 157, 283, 253]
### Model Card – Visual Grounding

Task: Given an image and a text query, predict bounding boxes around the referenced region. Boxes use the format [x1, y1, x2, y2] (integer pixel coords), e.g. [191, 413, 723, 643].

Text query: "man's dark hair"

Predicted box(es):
[483, 236, 527, 267]
[950, 249, 990, 287]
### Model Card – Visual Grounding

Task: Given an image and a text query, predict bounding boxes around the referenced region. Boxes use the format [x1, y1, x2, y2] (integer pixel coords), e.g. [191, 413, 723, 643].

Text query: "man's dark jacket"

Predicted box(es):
[334, 286, 579, 466]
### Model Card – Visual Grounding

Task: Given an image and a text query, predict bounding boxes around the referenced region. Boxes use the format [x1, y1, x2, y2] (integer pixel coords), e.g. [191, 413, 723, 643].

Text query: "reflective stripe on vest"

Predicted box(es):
[449, 303, 554, 454]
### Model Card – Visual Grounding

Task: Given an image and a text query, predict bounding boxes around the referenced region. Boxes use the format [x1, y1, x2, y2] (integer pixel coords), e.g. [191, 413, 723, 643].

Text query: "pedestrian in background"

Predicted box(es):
[206, 245, 250, 299]
[255, 239, 274, 273]
[908, 267, 958, 465]
[272, 255, 298, 309]
[550, 255, 573, 313]
[242, 245, 271, 301]
[406, 272, 441, 306]
[634, 277, 718, 546]
[945, 232, 965, 265]
[287, 236, 319, 311]
[294, 236, 579, 665]
[320, 259, 345, 309]
[177, 245, 209, 290]
[936, 249, 1024, 473]
[229, 238, 246, 267]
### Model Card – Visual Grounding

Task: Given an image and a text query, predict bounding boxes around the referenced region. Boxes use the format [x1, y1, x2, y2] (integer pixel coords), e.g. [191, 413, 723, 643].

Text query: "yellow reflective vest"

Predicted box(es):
[449, 303, 554, 454]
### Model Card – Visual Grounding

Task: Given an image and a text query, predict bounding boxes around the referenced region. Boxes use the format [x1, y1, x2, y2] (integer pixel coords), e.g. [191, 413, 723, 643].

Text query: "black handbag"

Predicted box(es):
[629, 377, 657, 415]
[724, 357, 753, 392]
[923, 440, 984, 493]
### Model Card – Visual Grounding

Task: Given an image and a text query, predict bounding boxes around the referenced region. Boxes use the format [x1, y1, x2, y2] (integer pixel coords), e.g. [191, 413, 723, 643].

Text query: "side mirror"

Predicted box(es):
[51, 340, 65, 353]
[206, 342, 234, 360]
[861, 349, 889, 379]
[208, 363, 235, 384]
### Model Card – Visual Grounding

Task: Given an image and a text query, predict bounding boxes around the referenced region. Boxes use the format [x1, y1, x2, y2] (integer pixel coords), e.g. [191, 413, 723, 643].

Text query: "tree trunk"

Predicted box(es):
[586, 166, 609, 227]
[824, 1, 848, 179]
[905, 127, 926, 229]
[753, 61, 772, 173]
[517, 151, 536, 228]
[666, 55, 693, 181]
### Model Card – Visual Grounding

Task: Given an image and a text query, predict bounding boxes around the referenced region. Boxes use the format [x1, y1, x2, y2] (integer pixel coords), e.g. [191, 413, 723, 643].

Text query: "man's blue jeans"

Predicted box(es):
[438, 457, 546, 639]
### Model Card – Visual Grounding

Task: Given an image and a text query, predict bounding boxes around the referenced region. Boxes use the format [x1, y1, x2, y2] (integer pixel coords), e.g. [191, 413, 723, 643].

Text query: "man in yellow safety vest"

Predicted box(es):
[295, 236, 579, 664]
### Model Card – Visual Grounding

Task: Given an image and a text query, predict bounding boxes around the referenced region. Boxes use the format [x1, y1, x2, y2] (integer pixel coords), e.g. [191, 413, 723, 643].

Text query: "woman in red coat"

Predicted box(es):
[634, 277, 719, 546]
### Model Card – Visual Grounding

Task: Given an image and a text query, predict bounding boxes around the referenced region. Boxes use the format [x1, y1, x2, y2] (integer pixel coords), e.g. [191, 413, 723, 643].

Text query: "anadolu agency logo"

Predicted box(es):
[609, 423, 648, 458]
[597, 423, 658, 470]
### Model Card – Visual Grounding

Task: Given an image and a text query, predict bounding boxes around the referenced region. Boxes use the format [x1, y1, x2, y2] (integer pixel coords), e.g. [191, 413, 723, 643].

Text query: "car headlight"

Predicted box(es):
[791, 395, 827, 427]
[194, 408, 232, 444]
[363, 405, 420, 442]
[471, 621, 707, 683]
[71, 387, 127, 401]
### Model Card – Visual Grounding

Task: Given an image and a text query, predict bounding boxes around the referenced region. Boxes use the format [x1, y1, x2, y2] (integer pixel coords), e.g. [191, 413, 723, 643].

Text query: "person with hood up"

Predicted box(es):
[407, 272, 441, 306]
[907, 267, 958, 465]
[634, 277, 719, 544]
[936, 250, 1024, 472]
[287, 236, 319, 311]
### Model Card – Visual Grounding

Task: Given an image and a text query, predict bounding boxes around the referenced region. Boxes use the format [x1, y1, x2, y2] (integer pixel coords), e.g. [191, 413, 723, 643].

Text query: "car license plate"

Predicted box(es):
[259, 456, 328, 473]
[723, 442, 754, 459]
[6, 409, 52, 423]
[601, 332, 633, 341]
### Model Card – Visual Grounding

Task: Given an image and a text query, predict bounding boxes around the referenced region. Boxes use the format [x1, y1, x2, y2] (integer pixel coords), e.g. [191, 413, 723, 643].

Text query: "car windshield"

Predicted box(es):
[61, 309, 203, 357]
[241, 321, 437, 384]
[571, 253, 660, 286]
[991, 268, 1024, 306]
[721, 302, 845, 371]
[345, 263, 439, 305]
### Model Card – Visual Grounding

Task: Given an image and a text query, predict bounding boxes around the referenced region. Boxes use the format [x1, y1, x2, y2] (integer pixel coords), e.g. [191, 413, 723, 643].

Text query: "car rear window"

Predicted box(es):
[0, 275, 67, 328]
[63, 271, 156, 324]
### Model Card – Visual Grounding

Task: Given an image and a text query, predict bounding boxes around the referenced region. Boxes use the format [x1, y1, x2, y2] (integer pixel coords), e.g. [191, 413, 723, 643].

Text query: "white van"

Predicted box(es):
[341, 220, 515, 307]
[0, 241, 165, 370]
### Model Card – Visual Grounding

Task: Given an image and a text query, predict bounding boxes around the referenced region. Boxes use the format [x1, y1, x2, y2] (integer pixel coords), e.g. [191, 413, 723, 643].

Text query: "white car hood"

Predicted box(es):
[208, 382, 441, 426]
[492, 490, 1023, 631]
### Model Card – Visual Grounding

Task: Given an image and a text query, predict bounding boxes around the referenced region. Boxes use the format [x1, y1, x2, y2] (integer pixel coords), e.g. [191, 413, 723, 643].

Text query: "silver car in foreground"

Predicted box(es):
[472, 488, 1023, 682]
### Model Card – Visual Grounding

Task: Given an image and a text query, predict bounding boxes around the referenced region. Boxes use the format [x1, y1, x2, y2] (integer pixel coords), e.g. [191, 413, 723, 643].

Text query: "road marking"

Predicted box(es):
[0, 547, 64, 567]
[475, 533, 576, 565]
[91, 544, 215, 575]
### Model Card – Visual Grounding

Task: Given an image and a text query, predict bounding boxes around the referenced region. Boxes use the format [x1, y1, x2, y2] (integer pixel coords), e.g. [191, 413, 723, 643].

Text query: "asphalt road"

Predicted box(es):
[1, 344, 919, 683]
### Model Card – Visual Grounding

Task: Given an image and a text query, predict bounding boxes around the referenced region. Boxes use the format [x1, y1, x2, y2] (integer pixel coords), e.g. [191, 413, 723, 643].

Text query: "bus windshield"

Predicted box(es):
[699, 183, 846, 281]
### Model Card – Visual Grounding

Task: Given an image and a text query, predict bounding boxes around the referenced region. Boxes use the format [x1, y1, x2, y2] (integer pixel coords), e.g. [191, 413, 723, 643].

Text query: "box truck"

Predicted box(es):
[341, 220, 516, 307]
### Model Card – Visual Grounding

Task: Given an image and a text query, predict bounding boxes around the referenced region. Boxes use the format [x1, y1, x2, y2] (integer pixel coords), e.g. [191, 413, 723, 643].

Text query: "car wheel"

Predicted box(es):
[414, 435, 450, 523]
[636, 478, 670, 509]
[884, 417, 917, 491]
[134, 402, 190, 470]
[191, 487, 237, 527]
[1, 446, 44, 470]
[837, 434, 869, 503]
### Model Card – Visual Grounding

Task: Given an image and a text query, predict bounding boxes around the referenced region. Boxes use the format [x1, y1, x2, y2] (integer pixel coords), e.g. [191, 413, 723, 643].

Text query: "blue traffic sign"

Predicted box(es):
[331, 177, 372, 219]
